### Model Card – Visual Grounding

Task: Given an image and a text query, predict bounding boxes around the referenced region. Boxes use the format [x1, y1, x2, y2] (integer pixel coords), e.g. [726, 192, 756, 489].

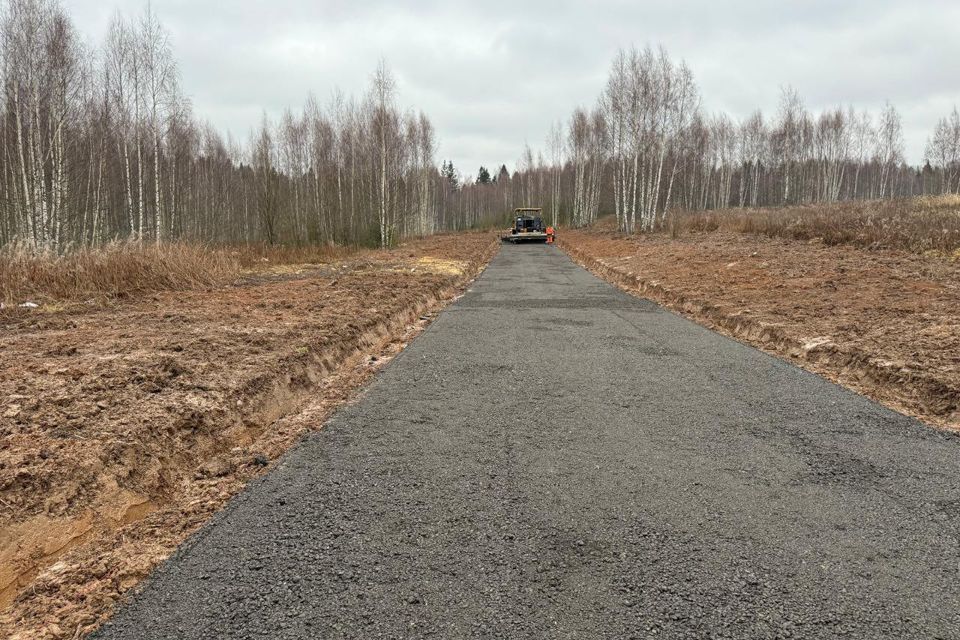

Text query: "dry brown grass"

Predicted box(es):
[0, 242, 363, 306]
[228, 243, 357, 269]
[0, 243, 238, 305]
[665, 196, 960, 255]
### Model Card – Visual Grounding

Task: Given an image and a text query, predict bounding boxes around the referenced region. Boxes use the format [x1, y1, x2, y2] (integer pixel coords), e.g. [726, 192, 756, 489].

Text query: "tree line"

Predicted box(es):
[0, 0, 468, 252]
[455, 46, 960, 232]
[3, 1, 958, 251]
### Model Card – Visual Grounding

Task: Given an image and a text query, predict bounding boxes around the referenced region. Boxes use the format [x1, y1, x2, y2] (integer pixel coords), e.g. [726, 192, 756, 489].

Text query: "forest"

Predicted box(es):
[1, 0, 959, 252]
[459, 47, 959, 233]
[0, 0, 450, 251]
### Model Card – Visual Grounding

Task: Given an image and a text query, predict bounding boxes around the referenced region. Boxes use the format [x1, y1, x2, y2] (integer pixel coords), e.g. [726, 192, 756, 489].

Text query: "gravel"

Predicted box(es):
[96, 245, 960, 639]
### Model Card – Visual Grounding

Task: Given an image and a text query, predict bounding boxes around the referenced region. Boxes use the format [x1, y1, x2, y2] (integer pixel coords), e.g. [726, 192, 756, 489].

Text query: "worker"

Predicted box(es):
[546, 226, 555, 244]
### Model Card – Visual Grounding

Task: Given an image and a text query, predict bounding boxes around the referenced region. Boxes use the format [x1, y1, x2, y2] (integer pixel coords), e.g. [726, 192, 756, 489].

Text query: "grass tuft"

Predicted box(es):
[0, 242, 238, 305]
[0, 242, 362, 306]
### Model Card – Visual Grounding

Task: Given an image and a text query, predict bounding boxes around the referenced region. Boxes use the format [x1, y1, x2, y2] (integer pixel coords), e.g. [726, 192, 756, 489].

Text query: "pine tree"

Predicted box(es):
[441, 160, 460, 190]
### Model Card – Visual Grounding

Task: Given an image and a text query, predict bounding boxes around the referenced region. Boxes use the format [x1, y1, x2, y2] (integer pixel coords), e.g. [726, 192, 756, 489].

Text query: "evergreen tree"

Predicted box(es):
[441, 160, 460, 191]
[476, 166, 491, 184]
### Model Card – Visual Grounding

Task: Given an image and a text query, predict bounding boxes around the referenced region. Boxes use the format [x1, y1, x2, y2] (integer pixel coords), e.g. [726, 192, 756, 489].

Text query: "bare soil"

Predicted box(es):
[560, 224, 960, 431]
[0, 232, 497, 639]
[91, 240, 960, 640]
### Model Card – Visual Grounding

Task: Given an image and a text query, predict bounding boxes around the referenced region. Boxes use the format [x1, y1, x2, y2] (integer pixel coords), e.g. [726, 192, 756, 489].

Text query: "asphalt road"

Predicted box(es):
[97, 244, 960, 639]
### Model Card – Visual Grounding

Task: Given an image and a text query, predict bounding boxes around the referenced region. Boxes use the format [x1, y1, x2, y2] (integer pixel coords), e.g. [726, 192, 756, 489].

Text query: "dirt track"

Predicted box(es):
[96, 244, 960, 639]
[0, 233, 497, 639]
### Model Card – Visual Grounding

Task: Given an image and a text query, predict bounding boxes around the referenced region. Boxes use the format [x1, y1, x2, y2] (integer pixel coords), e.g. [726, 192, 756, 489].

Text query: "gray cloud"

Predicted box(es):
[71, 0, 959, 174]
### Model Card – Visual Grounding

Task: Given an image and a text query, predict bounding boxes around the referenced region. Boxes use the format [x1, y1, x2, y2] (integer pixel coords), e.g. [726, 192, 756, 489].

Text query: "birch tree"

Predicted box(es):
[876, 103, 904, 199]
[926, 106, 960, 194]
[547, 121, 562, 226]
[370, 60, 395, 247]
[139, 3, 175, 243]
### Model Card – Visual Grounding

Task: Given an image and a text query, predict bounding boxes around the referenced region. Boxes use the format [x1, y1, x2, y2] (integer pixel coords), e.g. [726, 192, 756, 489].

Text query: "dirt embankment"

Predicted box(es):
[0, 233, 498, 639]
[560, 228, 959, 432]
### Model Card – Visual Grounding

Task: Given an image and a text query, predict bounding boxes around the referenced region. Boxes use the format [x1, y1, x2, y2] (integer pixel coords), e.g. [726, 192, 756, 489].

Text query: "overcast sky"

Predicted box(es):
[70, 0, 959, 175]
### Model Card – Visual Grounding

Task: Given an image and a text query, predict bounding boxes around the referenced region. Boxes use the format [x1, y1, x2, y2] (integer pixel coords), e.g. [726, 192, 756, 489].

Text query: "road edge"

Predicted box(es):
[2, 235, 502, 640]
[558, 236, 959, 433]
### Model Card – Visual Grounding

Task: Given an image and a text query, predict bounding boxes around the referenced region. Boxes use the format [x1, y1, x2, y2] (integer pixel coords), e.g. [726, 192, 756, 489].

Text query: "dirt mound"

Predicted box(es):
[0, 233, 498, 639]
[560, 229, 959, 431]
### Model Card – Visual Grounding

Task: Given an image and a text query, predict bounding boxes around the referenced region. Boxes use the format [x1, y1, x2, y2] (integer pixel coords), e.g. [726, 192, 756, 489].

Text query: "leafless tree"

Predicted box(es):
[876, 102, 904, 199]
[140, 3, 176, 243]
[0, 1, 458, 251]
[926, 106, 960, 194]
[547, 121, 563, 227]
[2, 0, 82, 250]
[0, 8, 946, 251]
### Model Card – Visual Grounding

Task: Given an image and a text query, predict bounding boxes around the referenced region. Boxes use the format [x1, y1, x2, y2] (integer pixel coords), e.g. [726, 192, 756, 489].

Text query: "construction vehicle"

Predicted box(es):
[502, 208, 552, 243]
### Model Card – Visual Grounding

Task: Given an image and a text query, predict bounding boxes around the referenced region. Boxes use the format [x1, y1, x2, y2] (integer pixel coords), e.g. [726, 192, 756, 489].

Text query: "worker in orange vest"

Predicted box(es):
[546, 226, 555, 244]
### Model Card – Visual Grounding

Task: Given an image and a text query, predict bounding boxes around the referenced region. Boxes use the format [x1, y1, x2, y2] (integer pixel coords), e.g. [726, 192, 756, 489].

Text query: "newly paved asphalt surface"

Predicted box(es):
[97, 245, 960, 639]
